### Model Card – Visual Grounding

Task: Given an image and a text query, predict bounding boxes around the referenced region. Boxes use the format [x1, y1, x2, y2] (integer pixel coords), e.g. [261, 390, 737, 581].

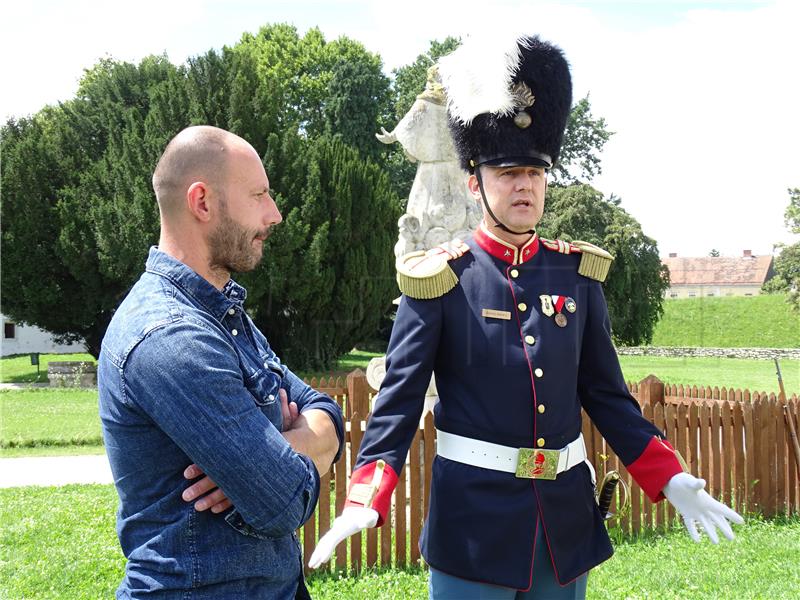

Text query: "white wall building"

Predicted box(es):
[1, 314, 85, 356]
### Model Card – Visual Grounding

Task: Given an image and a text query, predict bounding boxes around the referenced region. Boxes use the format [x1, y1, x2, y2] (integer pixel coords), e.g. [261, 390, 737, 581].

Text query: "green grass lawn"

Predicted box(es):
[0, 485, 124, 599]
[587, 515, 800, 599]
[0, 350, 380, 385]
[0, 389, 102, 452]
[309, 517, 800, 599]
[294, 349, 384, 380]
[0, 444, 106, 458]
[333, 349, 384, 373]
[0, 350, 381, 459]
[0, 352, 96, 383]
[1, 353, 797, 459]
[0, 484, 796, 599]
[651, 294, 800, 348]
[619, 356, 800, 394]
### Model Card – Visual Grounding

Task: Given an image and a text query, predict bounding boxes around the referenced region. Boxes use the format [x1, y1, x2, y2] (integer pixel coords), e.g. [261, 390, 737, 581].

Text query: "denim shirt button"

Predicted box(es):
[268, 394, 275, 401]
[232, 329, 238, 336]
[228, 308, 236, 315]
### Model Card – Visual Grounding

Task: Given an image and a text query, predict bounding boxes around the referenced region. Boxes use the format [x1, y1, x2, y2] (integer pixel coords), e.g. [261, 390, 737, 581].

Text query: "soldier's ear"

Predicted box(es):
[467, 174, 481, 199]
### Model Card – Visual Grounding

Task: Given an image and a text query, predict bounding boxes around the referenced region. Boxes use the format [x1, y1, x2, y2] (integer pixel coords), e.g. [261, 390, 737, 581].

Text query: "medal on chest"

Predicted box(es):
[540, 294, 576, 327]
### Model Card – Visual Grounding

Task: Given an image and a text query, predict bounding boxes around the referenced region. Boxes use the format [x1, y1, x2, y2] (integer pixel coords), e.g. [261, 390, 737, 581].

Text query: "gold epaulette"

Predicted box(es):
[572, 240, 614, 283]
[540, 237, 614, 282]
[396, 239, 470, 299]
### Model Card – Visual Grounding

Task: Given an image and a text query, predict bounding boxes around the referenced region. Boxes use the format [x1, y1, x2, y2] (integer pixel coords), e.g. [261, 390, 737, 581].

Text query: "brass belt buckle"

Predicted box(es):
[516, 448, 559, 480]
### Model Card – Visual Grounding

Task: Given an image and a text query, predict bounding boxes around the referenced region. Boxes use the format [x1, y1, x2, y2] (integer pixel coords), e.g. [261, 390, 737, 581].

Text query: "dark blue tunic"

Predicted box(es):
[346, 225, 682, 590]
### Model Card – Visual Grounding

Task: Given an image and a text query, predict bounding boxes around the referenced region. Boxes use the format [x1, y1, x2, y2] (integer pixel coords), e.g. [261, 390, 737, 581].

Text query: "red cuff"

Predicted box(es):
[626, 437, 684, 502]
[344, 461, 399, 526]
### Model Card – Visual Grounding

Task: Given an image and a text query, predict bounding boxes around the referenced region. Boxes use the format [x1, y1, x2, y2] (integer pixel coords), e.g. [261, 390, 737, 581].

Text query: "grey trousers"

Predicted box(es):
[428, 521, 589, 600]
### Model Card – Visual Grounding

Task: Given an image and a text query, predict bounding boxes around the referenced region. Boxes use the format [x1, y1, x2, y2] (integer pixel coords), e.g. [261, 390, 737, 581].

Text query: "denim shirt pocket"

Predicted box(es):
[244, 363, 284, 431]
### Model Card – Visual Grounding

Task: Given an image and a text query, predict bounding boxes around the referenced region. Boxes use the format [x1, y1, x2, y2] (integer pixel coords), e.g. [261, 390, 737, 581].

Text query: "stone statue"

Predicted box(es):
[376, 66, 481, 258]
[368, 66, 479, 417]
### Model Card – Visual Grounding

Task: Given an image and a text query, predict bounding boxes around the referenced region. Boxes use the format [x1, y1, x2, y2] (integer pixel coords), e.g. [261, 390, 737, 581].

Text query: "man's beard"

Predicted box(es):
[208, 202, 272, 274]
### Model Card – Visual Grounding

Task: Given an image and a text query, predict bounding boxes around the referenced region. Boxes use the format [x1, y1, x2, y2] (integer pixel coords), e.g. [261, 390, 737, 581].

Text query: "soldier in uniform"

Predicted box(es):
[310, 34, 742, 599]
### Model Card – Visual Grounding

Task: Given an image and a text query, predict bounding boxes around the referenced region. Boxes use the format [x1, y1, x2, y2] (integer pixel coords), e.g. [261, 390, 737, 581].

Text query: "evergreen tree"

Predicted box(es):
[255, 133, 401, 368]
[1, 26, 399, 367]
[1, 110, 95, 349]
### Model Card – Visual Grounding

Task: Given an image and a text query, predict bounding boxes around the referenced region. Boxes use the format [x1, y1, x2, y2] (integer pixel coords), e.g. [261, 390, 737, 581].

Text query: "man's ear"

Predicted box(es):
[467, 173, 481, 199]
[187, 182, 212, 223]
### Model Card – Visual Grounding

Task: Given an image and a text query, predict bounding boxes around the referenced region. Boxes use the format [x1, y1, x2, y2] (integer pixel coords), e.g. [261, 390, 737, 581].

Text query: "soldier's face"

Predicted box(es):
[469, 165, 546, 235]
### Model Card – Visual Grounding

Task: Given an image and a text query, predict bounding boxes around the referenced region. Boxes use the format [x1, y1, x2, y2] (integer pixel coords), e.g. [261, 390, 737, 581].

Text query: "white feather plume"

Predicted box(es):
[438, 33, 531, 125]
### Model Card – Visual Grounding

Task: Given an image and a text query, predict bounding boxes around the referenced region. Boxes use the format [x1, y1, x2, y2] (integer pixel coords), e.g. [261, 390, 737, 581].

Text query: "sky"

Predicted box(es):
[3, 0, 798, 258]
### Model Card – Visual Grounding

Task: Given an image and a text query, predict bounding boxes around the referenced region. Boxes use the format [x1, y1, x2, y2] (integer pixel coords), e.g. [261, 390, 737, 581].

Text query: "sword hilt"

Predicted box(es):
[597, 471, 620, 519]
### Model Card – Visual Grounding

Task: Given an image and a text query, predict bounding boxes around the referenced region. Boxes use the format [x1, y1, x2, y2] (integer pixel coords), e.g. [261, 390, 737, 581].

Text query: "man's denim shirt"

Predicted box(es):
[99, 248, 344, 599]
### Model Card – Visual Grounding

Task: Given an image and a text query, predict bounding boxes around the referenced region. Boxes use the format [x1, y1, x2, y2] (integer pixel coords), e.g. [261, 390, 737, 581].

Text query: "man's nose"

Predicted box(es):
[514, 173, 533, 190]
[266, 195, 283, 225]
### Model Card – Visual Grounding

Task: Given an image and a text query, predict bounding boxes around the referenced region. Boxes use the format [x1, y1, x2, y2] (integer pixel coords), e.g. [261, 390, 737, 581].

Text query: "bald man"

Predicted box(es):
[99, 126, 343, 599]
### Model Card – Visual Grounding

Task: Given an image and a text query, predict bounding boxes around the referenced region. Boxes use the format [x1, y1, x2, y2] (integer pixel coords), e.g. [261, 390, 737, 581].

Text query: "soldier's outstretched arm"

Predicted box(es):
[575, 280, 744, 543]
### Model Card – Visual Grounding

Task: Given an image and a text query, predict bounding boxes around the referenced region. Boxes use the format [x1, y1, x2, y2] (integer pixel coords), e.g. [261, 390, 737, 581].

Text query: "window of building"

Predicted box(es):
[670, 293, 678, 298]
[688, 293, 696, 298]
[707, 292, 715, 297]
[745, 293, 753, 297]
[4, 322, 16, 339]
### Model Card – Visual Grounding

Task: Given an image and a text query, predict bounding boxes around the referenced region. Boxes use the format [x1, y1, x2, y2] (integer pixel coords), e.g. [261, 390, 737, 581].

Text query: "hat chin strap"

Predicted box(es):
[475, 166, 536, 236]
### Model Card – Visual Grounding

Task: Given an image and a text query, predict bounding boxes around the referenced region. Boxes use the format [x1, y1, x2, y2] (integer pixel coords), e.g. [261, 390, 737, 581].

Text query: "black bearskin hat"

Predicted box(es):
[438, 35, 572, 172]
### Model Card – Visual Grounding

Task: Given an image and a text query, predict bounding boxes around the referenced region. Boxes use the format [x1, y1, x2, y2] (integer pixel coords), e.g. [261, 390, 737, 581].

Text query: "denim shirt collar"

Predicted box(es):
[145, 247, 247, 320]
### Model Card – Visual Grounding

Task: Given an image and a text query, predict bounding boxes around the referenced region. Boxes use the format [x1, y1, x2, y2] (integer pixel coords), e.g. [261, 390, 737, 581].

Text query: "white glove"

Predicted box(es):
[308, 506, 378, 568]
[663, 472, 744, 543]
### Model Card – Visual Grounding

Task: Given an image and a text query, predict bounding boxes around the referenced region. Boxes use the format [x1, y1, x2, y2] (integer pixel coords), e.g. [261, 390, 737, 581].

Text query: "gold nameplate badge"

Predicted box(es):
[516, 448, 559, 480]
[482, 308, 512, 321]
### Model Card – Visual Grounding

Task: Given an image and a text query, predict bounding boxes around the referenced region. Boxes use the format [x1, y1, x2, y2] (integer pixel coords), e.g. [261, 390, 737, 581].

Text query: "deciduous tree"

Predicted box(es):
[785, 187, 800, 234]
[764, 188, 800, 311]
[538, 185, 669, 345]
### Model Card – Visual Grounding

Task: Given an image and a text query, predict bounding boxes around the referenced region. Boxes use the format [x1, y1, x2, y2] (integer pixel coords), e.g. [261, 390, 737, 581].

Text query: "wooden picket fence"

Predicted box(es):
[300, 370, 800, 573]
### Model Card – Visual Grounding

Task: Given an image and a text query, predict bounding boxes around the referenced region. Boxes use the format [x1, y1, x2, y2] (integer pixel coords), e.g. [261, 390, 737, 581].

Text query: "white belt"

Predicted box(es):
[436, 430, 591, 481]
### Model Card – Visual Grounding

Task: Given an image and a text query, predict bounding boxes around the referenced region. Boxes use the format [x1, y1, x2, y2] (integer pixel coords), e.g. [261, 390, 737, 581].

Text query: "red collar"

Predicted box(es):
[473, 222, 540, 265]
